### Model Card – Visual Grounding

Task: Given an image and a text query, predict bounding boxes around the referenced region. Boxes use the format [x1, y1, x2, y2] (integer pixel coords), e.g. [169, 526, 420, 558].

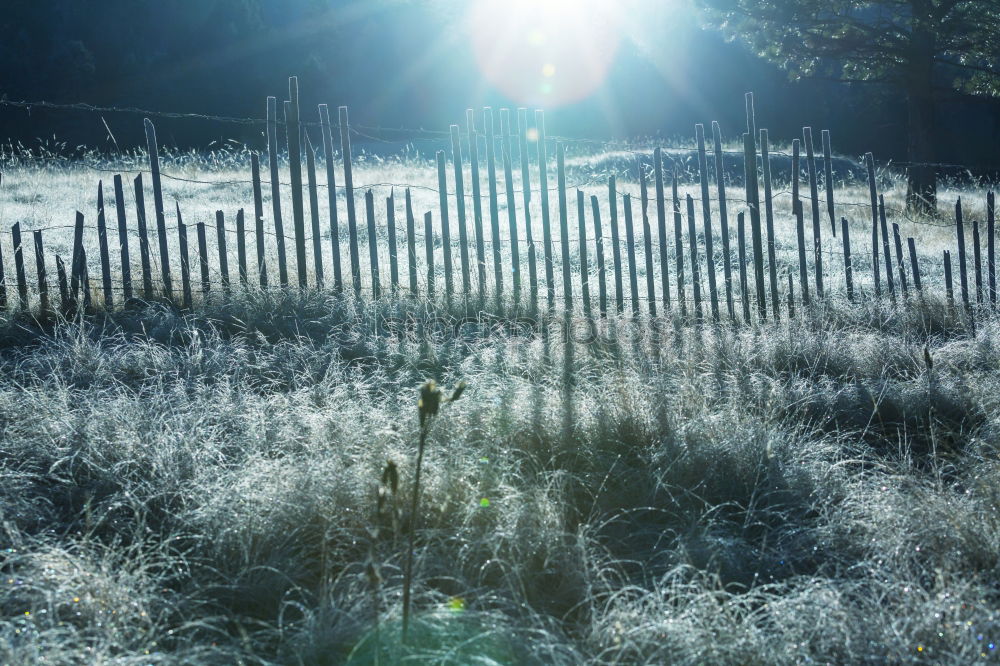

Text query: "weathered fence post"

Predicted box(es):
[236, 208, 249, 288]
[743, 133, 766, 318]
[803, 127, 823, 298]
[305, 134, 324, 287]
[745, 93, 757, 151]
[197, 222, 209, 299]
[467, 109, 487, 300]
[973, 218, 983, 304]
[96, 181, 113, 308]
[640, 164, 658, 317]
[576, 190, 592, 318]
[591, 194, 607, 318]
[822, 130, 837, 236]
[112, 175, 133, 300]
[696, 125, 718, 321]
[339, 106, 362, 297]
[737, 211, 750, 321]
[365, 190, 381, 299]
[760, 129, 780, 319]
[250, 153, 268, 289]
[623, 194, 640, 316]
[654, 147, 671, 311]
[12, 223, 27, 309]
[267, 97, 288, 287]
[955, 199, 969, 308]
[131, 175, 153, 299]
[787, 270, 795, 319]
[500, 109, 521, 302]
[450, 125, 471, 296]
[842, 217, 854, 301]
[177, 209, 193, 309]
[672, 172, 686, 316]
[485, 108, 503, 299]
[144, 118, 172, 299]
[989, 191, 996, 306]
[711, 123, 733, 320]
[517, 109, 538, 307]
[893, 221, 908, 298]
[406, 189, 418, 295]
[557, 143, 572, 309]
[535, 110, 555, 308]
[879, 196, 896, 300]
[216, 211, 231, 296]
[908, 237, 921, 292]
[795, 199, 809, 306]
[71, 211, 85, 299]
[687, 194, 703, 320]
[424, 211, 435, 299]
[56, 256, 68, 307]
[865, 153, 881, 298]
[32, 230, 47, 312]
[387, 191, 399, 293]
[609, 175, 624, 313]
[284, 78, 307, 289]
[318, 104, 341, 293]
[944, 250, 954, 305]
[435, 151, 454, 299]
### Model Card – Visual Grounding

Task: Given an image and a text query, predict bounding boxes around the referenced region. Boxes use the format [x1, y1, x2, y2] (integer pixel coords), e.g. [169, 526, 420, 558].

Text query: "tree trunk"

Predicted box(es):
[905, 18, 937, 214]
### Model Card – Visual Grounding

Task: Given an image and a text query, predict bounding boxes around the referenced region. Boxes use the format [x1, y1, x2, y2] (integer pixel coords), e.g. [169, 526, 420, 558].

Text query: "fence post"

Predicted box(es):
[623, 194, 640, 316]
[687, 194, 703, 320]
[450, 125, 471, 296]
[865, 153, 881, 298]
[672, 172, 686, 316]
[944, 250, 954, 305]
[795, 199, 809, 306]
[467, 109, 487, 300]
[305, 134, 324, 288]
[803, 127, 823, 298]
[144, 118, 172, 299]
[842, 217, 854, 301]
[609, 175, 624, 313]
[197, 222, 210, 299]
[112, 175, 133, 301]
[365, 190, 381, 299]
[424, 211, 435, 299]
[908, 237, 921, 292]
[893, 221, 908, 298]
[822, 130, 837, 237]
[81, 249, 92, 309]
[955, 199, 969, 308]
[500, 110, 521, 303]
[12, 223, 27, 309]
[988, 191, 996, 307]
[71, 211, 85, 299]
[744, 133, 766, 318]
[435, 151, 454, 299]
[745, 92, 757, 151]
[760, 129, 780, 318]
[973, 218, 983, 304]
[132, 175, 153, 299]
[33, 230, 47, 313]
[251, 153, 268, 289]
[517, 109, 538, 308]
[339, 106, 362, 297]
[535, 110, 555, 308]
[654, 147, 671, 311]
[216, 211, 230, 296]
[96, 181, 113, 308]
[787, 270, 795, 319]
[56, 256, 68, 307]
[285, 78, 307, 288]
[711, 123, 733, 319]
[266, 97, 288, 287]
[177, 210, 193, 309]
[236, 208, 249, 288]
[591, 194, 607, 318]
[484, 109, 503, 300]
[639, 164, 657, 317]
[318, 104, 341, 293]
[557, 143, 572, 309]
[576, 190, 592, 318]
[696, 125, 718, 321]
[879, 196, 896, 300]
[406, 189, 418, 295]
[387, 191, 399, 293]
[737, 211, 750, 321]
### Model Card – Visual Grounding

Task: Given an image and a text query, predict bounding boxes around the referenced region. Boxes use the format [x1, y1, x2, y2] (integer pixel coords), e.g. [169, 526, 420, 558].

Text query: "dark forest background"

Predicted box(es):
[2, 0, 998, 171]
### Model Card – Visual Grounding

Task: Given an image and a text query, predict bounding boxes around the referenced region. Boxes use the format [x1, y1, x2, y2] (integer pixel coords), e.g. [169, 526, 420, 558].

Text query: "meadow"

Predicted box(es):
[0, 139, 999, 664]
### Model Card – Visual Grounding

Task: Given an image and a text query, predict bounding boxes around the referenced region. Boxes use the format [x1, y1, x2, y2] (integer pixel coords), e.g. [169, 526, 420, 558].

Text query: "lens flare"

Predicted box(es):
[465, 0, 622, 107]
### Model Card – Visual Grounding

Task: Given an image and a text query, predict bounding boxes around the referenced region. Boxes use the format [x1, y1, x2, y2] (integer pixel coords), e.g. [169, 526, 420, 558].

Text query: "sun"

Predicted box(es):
[464, 0, 625, 107]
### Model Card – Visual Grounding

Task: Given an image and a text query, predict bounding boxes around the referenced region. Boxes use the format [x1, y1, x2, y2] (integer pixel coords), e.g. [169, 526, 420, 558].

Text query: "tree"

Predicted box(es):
[696, 0, 1000, 213]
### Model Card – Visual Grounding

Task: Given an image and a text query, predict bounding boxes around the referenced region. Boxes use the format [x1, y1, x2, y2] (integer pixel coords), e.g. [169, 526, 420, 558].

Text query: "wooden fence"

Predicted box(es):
[0, 78, 996, 323]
